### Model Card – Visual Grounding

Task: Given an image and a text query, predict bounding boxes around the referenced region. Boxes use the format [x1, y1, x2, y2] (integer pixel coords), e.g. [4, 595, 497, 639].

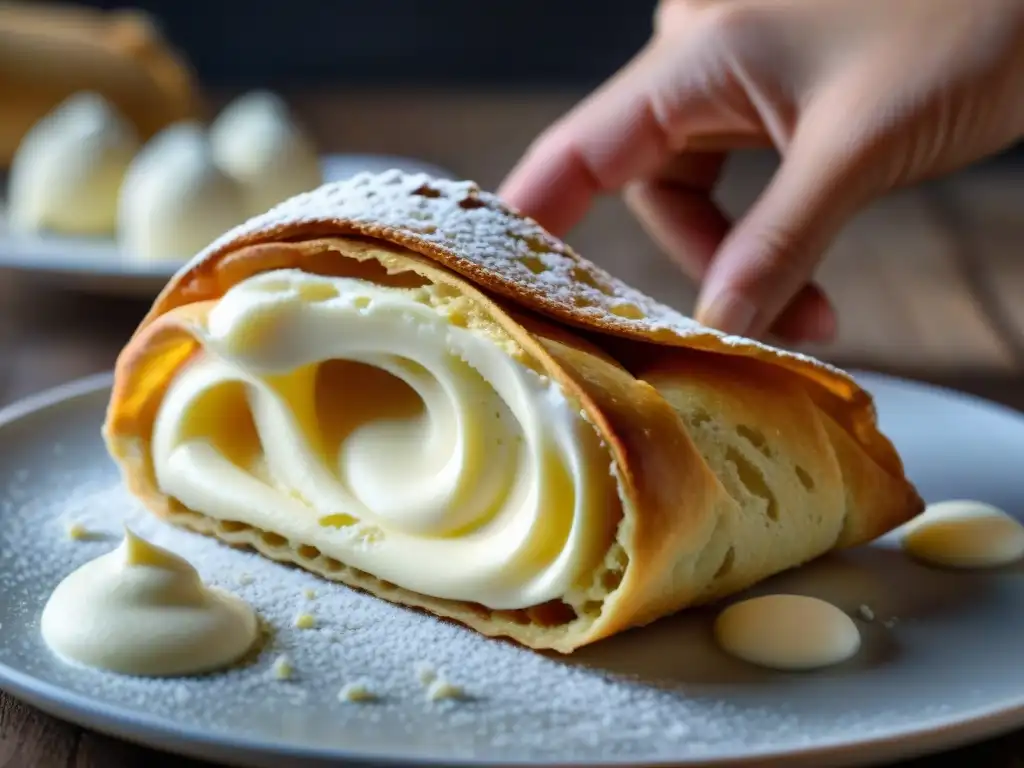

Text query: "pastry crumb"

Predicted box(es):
[65, 521, 90, 541]
[426, 678, 464, 702]
[883, 617, 899, 629]
[271, 655, 293, 680]
[338, 681, 375, 702]
[857, 604, 875, 622]
[414, 661, 437, 686]
[303, 588, 316, 600]
[294, 612, 316, 629]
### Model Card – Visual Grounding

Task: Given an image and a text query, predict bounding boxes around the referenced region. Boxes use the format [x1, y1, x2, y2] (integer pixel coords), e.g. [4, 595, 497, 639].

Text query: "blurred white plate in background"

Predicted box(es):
[0, 154, 455, 298]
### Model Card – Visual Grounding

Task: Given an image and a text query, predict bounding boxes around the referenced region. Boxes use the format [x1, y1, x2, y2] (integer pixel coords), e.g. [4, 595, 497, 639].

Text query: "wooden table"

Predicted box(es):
[0, 89, 1022, 767]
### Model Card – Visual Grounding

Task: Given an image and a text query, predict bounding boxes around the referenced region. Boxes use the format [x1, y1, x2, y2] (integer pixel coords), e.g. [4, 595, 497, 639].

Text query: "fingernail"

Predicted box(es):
[695, 290, 759, 337]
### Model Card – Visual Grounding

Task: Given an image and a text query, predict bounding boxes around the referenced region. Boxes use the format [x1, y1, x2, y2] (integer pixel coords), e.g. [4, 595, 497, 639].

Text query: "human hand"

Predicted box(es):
[499, 0, 1024, 342]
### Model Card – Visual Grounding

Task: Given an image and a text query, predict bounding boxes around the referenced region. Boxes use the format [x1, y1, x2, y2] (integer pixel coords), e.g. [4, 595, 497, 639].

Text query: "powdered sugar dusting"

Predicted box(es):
[0, 421, 978, 764]
[182, 170, 849, 381]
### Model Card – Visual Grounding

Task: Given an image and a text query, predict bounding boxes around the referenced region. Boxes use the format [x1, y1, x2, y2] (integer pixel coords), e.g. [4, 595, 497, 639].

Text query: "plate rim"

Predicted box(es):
[0, 370, 1023, 767]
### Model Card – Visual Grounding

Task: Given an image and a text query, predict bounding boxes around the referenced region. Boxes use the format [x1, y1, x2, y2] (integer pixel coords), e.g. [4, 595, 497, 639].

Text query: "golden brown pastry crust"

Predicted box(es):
[104, 172, 923, 652]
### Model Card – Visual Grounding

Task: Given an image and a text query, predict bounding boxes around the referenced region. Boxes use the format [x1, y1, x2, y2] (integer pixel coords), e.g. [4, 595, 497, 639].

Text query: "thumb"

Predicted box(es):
[695, 121, 877, 339]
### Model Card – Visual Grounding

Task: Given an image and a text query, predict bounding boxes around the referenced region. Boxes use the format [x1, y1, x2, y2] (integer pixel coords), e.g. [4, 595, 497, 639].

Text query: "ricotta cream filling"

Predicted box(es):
[152, 269, 618, 610]
[41, 529, 258, 677]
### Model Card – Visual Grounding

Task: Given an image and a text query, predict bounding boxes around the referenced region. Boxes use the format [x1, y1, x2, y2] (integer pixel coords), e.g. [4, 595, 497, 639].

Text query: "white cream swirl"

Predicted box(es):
[151, 269, 618, 609]
[41, 529, 258, 677]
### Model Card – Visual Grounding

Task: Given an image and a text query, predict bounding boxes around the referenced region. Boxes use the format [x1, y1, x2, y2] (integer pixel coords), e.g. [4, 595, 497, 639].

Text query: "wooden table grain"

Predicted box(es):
[0, 89, 1022, 767]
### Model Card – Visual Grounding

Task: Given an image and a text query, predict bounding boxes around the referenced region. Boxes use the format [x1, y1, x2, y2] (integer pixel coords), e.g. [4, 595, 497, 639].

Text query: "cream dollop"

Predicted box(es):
[41, 529, 258, 677]
[714, 594, 861, 671]
[209, 91, 322, 216]
[151, 269, 618, 610]
[117, 122, 247, 262]
[7, 92, 138, 236]
[901, 500, 1024, 569]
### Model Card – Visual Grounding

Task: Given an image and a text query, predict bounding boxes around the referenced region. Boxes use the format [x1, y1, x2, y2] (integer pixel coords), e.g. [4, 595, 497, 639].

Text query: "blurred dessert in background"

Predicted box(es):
[5, 84, 322, 260]
[0, 5, 328, 263]
[209, 90, 323, 216]
[118, 122, 247, 262]
[7, 92, 139, 236]
[0, 3, 198, 169]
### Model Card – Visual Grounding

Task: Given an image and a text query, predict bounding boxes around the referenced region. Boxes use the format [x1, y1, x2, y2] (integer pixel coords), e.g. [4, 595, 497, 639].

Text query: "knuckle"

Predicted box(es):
[653, 0, 687, 33]
[655, 1, 776, 52]
[741, 221, 813, 292]
[695, 3, 766, 48]
[755, 224, 803, 268]
[653, 0, 719, 35]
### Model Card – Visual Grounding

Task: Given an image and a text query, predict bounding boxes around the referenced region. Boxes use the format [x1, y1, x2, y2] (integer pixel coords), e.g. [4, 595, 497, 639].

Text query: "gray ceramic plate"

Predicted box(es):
[0, 154, 454, 297]
[0, 371, 1023, 768]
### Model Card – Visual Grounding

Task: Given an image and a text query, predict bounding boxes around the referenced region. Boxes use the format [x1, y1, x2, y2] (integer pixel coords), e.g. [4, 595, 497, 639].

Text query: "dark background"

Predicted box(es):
[80, 0, 654, 90]
[68, 0, 1024, 160]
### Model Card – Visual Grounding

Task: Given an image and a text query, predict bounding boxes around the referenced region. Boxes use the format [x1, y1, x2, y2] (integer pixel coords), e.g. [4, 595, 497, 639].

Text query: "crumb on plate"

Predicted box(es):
[414, 661, 437, 686]
[65, 521, 90, 541]
[271, 655, 293, 680]
[426, 678, 464, 702]
[338, 681, 376, 702]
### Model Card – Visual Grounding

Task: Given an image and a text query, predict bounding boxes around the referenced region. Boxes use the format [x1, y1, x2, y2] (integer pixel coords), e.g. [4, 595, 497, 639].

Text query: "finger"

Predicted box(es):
[498, 42, 675, 237]
[766, 284, 837, 343]
[695, 124, 871, 339]
[625, 167, 837, 343]
[500, 20, 763, 237]
[622, 153, 730, 281]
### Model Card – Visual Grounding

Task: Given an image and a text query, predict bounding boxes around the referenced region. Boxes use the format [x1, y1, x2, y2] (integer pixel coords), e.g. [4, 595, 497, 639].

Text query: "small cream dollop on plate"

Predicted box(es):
[117, 121, 247, 263]
[40, 529, 258, 677]
[901, 500, 1024, 568]
[209, 90, 322, 216]
[714, 594, 861, 672]
[7, 92, 139, 236]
